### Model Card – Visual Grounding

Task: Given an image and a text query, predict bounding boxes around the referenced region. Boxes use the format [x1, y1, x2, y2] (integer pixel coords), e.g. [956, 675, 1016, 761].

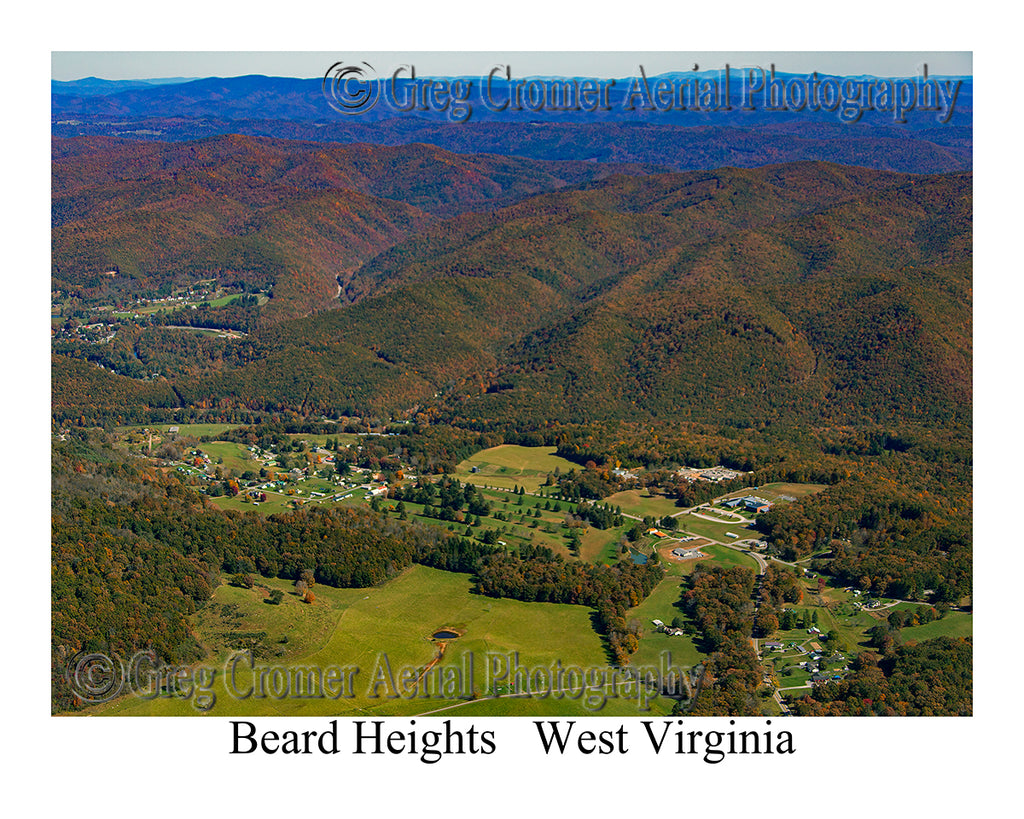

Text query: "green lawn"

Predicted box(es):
[93, 565, 662, 717]
[119, 423, 241, 438]
[603, 489, 683, 521]
[285, 432, 360, 448]
[627, 575, 704, 671]
[899, 612, 973, 642]
[210, 493, 297, 515]
[751, 482, 828, 502]
[416, 688, 677, 717]
[200, 440, 259, 474]
[699, 543, 762, 573]
[580, 526, 626, 564]
[453, 445, 578, 492]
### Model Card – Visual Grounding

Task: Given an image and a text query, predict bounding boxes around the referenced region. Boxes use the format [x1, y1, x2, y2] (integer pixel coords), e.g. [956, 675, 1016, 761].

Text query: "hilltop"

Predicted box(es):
[52, 135, 660, 319]
[161, 161, 971, 431]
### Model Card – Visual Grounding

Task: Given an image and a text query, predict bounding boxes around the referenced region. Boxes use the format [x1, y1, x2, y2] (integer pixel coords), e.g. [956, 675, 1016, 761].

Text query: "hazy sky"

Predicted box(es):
[51, 51, 972, 82]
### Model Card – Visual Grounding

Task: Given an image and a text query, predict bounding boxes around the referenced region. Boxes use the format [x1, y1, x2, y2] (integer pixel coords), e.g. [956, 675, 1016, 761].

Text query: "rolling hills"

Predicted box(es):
[52, 135, 660, 319]
[163, 161, 971, 431]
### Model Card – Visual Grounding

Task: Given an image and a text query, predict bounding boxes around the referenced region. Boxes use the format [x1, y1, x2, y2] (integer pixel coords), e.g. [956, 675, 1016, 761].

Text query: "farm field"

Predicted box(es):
[453, 445, 578, 492]
[285, 432, 361, 447]
[388, 484, 631, 563]
[899, 611, 973, 642]
[133, 291, 268, 314]
[699, 543, 762, 573]
[93, 565, 679, 717]
[748, 482, 828, 502]
[412, 688, 676, 717]
[210, 483, 363, 516]
[579, 526, 624, 564]
[603, 489, 683, 520]
[201, 440, 260, 473]
[119, 422, 241, 438]
[627, 575, 704, 670]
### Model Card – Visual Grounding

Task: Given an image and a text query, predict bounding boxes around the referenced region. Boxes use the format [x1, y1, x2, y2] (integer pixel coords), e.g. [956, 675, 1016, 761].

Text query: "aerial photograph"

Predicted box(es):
[51, 50, 972, 724]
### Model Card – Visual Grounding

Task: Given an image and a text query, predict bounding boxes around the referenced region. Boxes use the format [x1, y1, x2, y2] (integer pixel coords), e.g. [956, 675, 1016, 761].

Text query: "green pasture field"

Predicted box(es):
[285, 432, 360, 448]
[210, 481, 362, 516]
[697, 543, 761, 573]
[385, 491, 613, 562]
[776, 669, 815, 689]
[649, 538, 758, 576]
[580, 526, 625, 564]
[602, 489, 683, 521]
[119, 423, 241, 438]
[94, 565, 643, 717]
[409, 685, 677, 717]
[200, 441, 259, 473]
[134, 292, 267, 315]
[771, 588, 881, 654]
[166, 326, 227, 337]
[700, 506, 752, 522]
[453, 445, 578, 492]
[750, 482, 828, 503]
[627, 575, 704, 670]
[897, 611, 973, 643]
[209, 494, 290, 515]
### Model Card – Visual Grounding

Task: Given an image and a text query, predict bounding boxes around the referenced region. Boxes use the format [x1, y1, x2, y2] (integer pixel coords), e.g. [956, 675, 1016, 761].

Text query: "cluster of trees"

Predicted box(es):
[822, 524, 970, 603]
[474, 545, 664, 664]
[684, 634, 766, 716]
[574, 500, 625, 530]
[388, 477, 492, 521]
[554, 466, 622, 501]
[755, 477, 971, 603]
[52, 354, 179, 426]
[790, 637, 971, 716]
[751, 565, 805, 638]
[681, 565, 756, 648]
[676, 565, 767, 715]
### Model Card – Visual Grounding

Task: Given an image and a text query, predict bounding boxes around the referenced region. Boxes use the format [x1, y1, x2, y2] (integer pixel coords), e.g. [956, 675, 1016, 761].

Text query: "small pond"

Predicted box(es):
[432, 630, 460, 640]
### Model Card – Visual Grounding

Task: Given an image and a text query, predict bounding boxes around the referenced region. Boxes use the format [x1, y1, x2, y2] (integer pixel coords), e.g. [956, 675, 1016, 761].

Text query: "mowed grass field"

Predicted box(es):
[201, 441, 259, 473]
[119, 423, 241, 438]
[454, 445, 578, 492]
[93, 565, 664, 717]
[285, 432, 360, 448]
[749, 482, 828, 502]
[627, 575, 704, 670]
[898, 611, 973, 642]
[602, 489, 683, 520]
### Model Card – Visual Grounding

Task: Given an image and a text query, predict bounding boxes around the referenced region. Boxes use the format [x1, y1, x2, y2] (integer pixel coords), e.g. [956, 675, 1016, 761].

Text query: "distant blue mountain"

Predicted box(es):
[50, 72, 972, 175]
[51, 77, 198, 95]
[52, 72, 972, 125]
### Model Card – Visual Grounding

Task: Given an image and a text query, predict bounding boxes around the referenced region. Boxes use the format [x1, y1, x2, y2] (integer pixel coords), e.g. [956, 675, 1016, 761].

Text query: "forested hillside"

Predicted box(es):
[147, 162, 971, 432]
[53, 135, 658, 319]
